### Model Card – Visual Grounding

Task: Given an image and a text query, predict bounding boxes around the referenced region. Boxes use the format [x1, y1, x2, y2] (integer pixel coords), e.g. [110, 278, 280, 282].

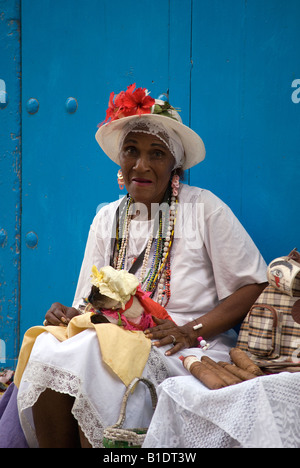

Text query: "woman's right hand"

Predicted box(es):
[44, 302, 80, 326]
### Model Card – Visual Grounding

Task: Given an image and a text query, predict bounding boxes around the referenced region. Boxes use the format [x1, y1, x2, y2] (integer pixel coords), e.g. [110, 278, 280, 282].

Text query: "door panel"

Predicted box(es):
[190, 0, 300, 261]
[0, 0, 21, 368]
[20, 0, 188, 336]
[190, 0, 246, 206]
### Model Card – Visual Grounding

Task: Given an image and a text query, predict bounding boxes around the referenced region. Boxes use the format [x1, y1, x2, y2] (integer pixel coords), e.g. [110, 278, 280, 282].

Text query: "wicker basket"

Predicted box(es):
[102, 377, 157, 448]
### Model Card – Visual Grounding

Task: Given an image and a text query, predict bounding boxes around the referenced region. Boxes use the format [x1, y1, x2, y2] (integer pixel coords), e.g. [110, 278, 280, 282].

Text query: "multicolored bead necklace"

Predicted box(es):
[113, 183, 178, 306]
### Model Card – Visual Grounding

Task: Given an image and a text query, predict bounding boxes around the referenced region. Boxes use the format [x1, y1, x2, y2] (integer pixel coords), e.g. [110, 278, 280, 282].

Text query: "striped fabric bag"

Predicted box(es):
[237, 249, 300, 372]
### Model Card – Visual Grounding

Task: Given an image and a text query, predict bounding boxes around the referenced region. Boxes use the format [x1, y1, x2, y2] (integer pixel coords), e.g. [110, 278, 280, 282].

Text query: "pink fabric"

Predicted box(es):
[100, 286, 155, 331]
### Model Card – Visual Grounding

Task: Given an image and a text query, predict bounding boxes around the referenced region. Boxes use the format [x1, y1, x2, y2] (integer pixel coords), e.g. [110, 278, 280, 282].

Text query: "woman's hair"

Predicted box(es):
[174, 167, 185, 181]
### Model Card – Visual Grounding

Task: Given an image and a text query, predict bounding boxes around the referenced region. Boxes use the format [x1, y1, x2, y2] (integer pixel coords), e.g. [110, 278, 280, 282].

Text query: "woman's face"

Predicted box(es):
[119, 132, 175, 212]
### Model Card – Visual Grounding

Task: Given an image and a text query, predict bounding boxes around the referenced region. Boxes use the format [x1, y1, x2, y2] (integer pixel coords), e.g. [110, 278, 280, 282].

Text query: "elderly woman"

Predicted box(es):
[15, 85, 267, 448]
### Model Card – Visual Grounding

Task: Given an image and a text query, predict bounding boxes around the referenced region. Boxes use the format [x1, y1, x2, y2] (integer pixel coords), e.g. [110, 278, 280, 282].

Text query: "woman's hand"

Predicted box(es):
[144, 317, 198, 356]
[44, 302, 80, 327]
[144, 283, 268, 355]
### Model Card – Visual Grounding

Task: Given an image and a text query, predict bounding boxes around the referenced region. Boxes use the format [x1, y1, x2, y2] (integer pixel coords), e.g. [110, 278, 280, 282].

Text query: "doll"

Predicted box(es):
[87, 265, 173, 331]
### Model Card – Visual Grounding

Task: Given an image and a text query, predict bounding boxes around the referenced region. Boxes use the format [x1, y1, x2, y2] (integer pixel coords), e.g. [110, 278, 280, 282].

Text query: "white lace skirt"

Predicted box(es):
[143, 373, 300, 448]
[17, 328, 236, 448]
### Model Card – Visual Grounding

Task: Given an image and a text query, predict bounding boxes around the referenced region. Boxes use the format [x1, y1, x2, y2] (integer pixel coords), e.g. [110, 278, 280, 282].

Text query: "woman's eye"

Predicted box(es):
[123, 146, 137, 156]
[152, 150, 164, 158]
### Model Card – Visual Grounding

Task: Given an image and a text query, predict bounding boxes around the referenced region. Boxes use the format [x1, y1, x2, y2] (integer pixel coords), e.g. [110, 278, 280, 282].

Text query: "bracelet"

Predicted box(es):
[192, 321, 209, 350]
[197, 336, 209, 350]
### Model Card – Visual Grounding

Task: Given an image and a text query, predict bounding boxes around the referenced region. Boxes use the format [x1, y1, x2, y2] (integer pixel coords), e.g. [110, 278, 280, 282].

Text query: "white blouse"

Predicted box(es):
[73, 184, 267, 326]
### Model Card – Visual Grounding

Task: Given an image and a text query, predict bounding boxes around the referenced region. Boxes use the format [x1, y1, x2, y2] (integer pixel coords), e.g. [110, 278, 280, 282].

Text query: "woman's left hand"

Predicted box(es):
[144, 317, 198, 356]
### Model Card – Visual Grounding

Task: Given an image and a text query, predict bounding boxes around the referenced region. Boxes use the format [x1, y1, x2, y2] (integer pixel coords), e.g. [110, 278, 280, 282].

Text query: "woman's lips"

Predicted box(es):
[131, 177, 153, 186]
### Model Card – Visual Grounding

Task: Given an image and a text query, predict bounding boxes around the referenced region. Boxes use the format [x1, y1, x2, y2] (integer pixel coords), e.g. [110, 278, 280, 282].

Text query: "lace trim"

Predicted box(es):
[18, 347, 170, 448]
[144, 373, 300, 448]
[145, 347, 169, 384]
[119, 118, 185, 169]
[18, 351, 169, 448]
[18, 361, 105, 448]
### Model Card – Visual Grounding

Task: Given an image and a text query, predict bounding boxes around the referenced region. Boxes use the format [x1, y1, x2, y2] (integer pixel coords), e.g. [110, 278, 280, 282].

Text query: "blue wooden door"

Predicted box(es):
[189, 0, 300, 261]
[1, 0, 299, 368]
[0, 0, 21, 368]
[20, 0, 177, 340]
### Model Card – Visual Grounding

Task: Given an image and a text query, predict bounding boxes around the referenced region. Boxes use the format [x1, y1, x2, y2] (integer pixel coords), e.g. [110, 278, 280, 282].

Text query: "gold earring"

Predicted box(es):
[117, 169, 125, 190]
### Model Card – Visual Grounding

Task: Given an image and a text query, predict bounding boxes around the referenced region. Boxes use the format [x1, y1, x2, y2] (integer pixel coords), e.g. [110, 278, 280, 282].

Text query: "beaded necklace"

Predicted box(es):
[112, 185, 178, 306]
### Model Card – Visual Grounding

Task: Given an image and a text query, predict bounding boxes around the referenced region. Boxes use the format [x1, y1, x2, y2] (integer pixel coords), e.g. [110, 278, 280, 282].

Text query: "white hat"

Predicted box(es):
[95, 85, 205, 171]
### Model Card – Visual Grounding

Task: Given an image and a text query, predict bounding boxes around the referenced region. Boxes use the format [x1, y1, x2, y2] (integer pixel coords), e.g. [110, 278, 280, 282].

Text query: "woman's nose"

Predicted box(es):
[133, 154, 150, 171]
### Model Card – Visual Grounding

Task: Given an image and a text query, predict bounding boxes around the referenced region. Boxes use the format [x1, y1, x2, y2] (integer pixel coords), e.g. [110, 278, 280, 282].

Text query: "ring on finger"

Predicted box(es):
[170, 334, 176, 345]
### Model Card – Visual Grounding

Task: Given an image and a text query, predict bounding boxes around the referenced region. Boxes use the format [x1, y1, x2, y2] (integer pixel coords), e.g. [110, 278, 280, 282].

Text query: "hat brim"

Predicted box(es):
[95, 113, 205, 171]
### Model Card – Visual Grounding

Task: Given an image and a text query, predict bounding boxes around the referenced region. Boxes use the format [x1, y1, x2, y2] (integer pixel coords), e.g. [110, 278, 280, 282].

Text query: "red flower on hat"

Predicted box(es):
[122, 84, 155, 117]
[98, 84, 155, 127]
[102, 91, 124, 124]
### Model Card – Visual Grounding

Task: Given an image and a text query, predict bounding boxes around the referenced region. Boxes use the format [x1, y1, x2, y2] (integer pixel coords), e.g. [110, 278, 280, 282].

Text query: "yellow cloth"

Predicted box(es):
[14, 313, 151, 388]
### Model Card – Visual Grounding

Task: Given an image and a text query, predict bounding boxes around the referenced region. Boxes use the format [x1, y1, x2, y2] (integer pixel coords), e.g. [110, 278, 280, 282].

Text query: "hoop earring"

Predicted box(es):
[117, 169, 125, 190]
[171, 172, 180, 197]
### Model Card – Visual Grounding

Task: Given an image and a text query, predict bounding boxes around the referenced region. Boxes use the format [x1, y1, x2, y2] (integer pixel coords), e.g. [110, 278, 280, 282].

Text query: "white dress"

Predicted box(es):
[17, 184, 267, 447]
